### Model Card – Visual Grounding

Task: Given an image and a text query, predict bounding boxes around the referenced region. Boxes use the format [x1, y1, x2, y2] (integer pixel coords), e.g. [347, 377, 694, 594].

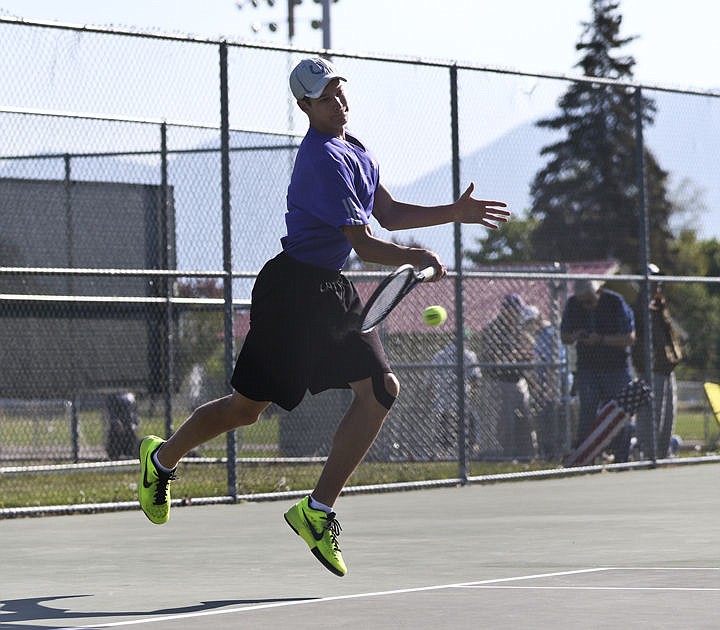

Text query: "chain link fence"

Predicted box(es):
[1, 17, 719, 515]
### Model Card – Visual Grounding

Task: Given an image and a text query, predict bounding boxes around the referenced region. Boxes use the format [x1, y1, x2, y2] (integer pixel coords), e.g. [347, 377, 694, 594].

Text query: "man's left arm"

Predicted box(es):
[372, 182, 510, 231]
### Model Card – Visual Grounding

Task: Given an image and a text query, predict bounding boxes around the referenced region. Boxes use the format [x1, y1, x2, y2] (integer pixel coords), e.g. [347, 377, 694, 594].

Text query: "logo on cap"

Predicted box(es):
[289, 57, 346, 100]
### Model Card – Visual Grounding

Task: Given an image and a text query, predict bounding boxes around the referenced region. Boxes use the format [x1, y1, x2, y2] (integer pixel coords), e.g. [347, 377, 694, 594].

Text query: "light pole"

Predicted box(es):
[238, 0, 339, 47]
[318, 0, 332, 49]
[288, 0, 299, 42]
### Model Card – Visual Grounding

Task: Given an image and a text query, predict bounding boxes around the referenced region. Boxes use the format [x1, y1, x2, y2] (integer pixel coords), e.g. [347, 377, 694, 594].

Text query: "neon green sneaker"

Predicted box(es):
[138, 435, 176, 525]
[284, 496, 347, 577]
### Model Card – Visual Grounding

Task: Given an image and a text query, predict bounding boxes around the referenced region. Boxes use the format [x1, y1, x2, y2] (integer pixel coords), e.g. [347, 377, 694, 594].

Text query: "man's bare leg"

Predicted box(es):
[311, 373, 399, 507]
[156, 391, 270, 470]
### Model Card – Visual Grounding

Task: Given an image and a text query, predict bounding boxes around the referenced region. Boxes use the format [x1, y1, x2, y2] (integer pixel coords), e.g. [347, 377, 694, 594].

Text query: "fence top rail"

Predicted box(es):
[2, 266, 720, 285]
[0, 267, 254, 279]
[0, 141, 303, 162]
[0, 105, 306, 141]
[1, 15, 718, 99]
[0, 293, 251, 307]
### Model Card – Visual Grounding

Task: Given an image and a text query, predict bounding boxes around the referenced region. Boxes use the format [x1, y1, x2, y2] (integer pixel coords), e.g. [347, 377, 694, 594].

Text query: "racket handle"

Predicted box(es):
[419, 266, 436, 281]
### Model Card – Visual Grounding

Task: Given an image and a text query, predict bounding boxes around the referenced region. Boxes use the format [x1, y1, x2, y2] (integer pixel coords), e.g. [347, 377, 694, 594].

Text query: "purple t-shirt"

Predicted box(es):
[282, 126, 379, 270]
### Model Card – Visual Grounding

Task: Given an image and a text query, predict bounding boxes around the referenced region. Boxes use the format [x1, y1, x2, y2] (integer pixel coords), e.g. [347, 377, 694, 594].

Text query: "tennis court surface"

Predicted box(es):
[1, 464, 718, 629]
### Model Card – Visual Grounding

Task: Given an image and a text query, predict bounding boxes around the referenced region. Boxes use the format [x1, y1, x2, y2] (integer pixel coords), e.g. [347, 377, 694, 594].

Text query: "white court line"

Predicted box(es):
[456, 567, 720, 592]
[467, 586, 720, 592]
[60, 569, 605, 629]
[60, 567, 718, 629]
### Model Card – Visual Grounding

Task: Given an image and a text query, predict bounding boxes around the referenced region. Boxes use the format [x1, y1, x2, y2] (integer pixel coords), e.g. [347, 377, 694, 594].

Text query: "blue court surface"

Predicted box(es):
[1, 464, 718, 629]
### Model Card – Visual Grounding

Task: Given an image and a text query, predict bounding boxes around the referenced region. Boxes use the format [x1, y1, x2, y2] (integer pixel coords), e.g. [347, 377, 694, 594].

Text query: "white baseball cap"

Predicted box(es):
[289, 57, 346, 100]
[521, 305, 540, 323]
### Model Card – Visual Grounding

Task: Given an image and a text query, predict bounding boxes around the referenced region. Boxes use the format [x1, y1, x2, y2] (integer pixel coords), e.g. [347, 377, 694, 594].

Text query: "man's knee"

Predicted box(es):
[227, 391, 267, 426]
[372, 372, 399, 410]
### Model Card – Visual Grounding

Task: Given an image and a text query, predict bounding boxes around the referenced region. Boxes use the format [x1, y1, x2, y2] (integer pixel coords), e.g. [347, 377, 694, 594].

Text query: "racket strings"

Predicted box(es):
[362, 273, 411, 329]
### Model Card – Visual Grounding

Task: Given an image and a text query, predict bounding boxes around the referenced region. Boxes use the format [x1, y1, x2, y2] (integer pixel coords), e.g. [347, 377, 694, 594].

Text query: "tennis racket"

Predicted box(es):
[359, 264, 436, 333]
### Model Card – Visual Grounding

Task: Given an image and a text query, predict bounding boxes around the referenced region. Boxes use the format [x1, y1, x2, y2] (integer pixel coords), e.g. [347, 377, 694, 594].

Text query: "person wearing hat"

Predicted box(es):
[560, 278, 636, 461]
[137, 57, 510, 577]
[428, 329, 483, 459]
[632, 265, 683, 458]
[478, 293, 537, 459]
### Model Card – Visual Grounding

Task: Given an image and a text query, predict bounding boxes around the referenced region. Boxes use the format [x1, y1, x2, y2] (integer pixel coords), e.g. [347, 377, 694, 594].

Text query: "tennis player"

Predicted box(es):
[139, 57, 510, 577]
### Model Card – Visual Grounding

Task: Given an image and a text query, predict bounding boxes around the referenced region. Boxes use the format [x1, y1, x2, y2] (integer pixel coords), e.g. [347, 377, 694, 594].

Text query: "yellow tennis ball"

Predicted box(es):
[423, 305, 447, 327]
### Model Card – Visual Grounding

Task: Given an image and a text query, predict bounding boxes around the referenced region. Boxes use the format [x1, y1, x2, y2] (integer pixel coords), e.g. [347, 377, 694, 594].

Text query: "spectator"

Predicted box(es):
[429, 336, 482, 458]
[478, 293, 536, 459]
[526, 310, 566, 460]
[633, 265, 683, 458]
[560, 279, 636, 462]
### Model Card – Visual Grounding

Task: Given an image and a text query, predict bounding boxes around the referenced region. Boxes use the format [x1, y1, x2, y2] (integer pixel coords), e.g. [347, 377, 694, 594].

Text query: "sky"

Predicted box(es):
[1, 0, 718, 267]
[0, 0, 718, 92]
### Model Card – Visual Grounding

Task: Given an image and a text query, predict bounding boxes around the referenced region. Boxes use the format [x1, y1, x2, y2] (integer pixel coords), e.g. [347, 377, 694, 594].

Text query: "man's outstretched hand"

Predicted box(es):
[454, 182, 510, 229]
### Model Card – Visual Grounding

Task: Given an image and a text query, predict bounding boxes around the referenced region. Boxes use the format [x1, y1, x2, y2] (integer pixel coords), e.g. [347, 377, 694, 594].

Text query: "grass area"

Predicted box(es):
[0, 459, 562, 510]
[676, 410, 717, 443]
[1, 407, 717, 511]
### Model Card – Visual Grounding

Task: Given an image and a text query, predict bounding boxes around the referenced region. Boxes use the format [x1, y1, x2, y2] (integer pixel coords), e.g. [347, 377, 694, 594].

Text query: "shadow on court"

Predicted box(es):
[0, 596, 316, 629]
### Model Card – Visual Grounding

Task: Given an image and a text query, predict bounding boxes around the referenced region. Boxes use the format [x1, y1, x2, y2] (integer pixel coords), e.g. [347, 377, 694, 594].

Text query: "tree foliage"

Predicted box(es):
[463, 0, 719, 375]
[465, 215, 540, 265]
[666, 232, 720, 374]
[527, 0, 674, 271]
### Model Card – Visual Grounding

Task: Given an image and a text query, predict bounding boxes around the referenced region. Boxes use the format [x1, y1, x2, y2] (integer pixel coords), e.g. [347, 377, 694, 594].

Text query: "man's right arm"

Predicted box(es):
[341, 223, 445, 280]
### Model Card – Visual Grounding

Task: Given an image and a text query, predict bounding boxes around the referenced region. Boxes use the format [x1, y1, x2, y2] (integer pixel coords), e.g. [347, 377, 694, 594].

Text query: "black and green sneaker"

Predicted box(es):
[138, 435, 176, 525]
[284, 496, 347, 577]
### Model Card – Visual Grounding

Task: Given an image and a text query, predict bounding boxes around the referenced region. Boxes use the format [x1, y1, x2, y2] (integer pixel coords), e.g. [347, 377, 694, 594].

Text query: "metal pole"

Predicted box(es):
[63, 154, 75, 294]
[70, 398, 80, 463]
[320, 0, 331, 49]
[64, 154, 80, 462]
[219, 42, 238, 500]
[634, 86, 657, 462]
[450, 64, 468, 482]
[160, 122, 175, 439]
[287, 0, 296, 41]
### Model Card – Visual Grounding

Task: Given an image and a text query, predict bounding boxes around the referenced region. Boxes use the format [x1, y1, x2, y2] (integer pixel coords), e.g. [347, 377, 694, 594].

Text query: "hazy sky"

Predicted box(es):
[1, 0, 718, 91]
[2, 0, 718, 261]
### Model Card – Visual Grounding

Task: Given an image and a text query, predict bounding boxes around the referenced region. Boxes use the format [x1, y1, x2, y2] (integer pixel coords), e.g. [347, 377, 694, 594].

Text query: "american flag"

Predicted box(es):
[563, 379, 651, 467]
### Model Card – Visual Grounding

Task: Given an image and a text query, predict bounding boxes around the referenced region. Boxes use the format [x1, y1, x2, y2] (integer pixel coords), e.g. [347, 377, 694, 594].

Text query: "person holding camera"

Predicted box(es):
[561, 279, 636, 461]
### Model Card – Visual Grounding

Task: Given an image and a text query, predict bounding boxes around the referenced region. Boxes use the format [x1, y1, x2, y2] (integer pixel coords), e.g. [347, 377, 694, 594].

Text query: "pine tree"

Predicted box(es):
[528, 0, 673, 269]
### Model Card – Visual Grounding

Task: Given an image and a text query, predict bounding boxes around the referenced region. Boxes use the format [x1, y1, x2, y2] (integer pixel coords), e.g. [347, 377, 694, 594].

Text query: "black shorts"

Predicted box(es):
[231, 252, 391, 411]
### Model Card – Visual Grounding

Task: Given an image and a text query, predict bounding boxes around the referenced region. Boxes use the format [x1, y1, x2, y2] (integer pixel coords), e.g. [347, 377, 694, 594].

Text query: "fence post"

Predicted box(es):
[450, 64, 468, 482]
[63, 153, 81, 462]
[219, 41, 238, 500]
[634, 86, 657, 462]
[160, 122, 176, 441]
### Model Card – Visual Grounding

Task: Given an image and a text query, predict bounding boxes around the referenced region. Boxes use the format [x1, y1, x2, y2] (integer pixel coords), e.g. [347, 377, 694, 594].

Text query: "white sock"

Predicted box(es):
[151, 449, 175, 474]
[308, 495, 333, 514]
